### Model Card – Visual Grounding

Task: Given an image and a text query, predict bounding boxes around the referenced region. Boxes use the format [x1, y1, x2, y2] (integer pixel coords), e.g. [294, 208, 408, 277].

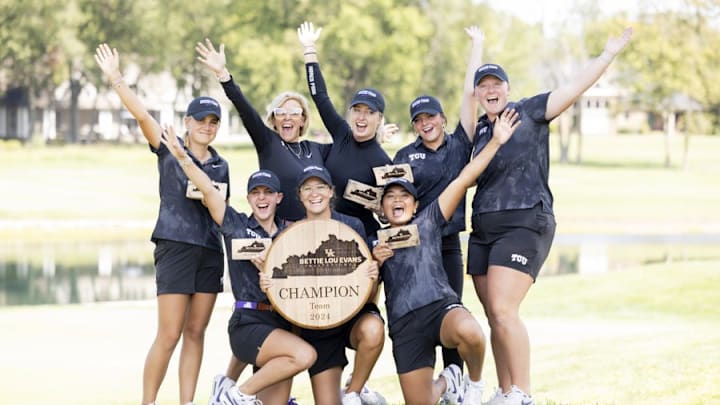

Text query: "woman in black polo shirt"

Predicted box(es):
[162, 127, 316, 405]
[392, 25, 485, 371]
[467, 27, 632, 405]
[95, 44, 230, 405]
[196, 39, 329, 222]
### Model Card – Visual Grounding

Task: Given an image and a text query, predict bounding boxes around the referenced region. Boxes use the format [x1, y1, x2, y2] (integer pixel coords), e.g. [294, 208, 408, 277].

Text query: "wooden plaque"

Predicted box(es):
[377, 224, 420, 249]
[343, 179, 382, 212]
[186, 180, 228, 200]
[231, 238, 272, 260]
[263, 219, 373, 329]
[373, 163, 414, 185]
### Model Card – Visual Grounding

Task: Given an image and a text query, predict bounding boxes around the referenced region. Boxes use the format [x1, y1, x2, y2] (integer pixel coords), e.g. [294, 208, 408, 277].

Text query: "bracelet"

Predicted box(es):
[111, 77, 124, 88]
[303, 51, 317, 56]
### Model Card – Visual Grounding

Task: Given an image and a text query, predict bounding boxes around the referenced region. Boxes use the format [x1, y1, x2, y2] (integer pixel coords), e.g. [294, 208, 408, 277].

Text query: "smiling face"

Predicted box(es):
[184, 114, 220, 147]
[381, 185, 419, 227]
[412, 112, 446, 150]
[247, 186, 282, 223]
[348, 104, 382, 142]
[272, 98, 306, 143]
[298, 178, 333, 219]
[475, 76, 510, 120]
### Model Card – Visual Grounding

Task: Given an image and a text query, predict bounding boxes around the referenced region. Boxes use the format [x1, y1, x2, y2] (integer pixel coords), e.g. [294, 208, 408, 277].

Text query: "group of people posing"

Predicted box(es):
[95, 21, 632, 405]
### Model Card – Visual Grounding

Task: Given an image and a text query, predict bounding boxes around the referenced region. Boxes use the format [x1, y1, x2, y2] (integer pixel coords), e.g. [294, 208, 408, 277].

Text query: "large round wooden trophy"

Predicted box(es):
[264, 219, 373, 329]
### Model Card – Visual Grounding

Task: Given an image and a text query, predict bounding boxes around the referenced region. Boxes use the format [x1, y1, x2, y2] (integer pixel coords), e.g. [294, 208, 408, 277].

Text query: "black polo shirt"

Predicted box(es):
[305, 62, 392, 236]
[218, 207, 288, 303]
[471, 92, 554, 216]
[150, 140, 229, 252]
[393, 123, 471, 235]
[221, 76, 329, 221]
[379, 202, 458, 326]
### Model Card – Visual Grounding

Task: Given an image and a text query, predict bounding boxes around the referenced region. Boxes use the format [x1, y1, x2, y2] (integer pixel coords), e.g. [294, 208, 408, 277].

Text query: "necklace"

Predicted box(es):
[282, 140, 312, 159]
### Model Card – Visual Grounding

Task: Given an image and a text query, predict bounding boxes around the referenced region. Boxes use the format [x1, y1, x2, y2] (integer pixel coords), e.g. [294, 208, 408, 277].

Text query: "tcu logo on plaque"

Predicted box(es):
[264, 219, 373, 329]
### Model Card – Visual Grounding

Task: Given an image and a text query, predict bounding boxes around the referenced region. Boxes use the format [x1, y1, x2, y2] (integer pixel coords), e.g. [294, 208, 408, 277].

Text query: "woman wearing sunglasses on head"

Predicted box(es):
[297, 21, 393, 238]
[196, 39, 329, 222]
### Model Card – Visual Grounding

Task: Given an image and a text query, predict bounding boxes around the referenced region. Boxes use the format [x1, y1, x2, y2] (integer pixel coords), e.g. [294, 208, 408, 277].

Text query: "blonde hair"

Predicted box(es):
[264, 91, 311, 137]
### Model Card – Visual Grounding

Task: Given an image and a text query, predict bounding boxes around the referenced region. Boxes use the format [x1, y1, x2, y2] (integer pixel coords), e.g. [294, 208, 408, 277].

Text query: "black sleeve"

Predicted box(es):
[305, 62, 351, 142]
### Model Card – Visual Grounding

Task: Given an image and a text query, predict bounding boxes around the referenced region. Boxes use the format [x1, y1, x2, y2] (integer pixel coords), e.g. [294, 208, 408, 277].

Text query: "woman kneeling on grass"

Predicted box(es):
[163, 126, 317, 405]
[371, 109, 520, 405]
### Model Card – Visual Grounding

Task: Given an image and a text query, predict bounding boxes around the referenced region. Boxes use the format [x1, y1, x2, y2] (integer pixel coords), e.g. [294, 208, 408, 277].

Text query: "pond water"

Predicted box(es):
[1, 235, 718, 306]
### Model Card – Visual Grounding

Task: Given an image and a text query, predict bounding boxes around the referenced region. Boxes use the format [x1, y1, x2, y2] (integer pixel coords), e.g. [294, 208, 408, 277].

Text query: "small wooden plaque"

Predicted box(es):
[373, 163, 414, 185]
[231, 238, 272, 260]
[263, 219, 373, 329]
[343, 179, 382, 212]
[377, 224, 420, 249]
[186, 180, 228, 200]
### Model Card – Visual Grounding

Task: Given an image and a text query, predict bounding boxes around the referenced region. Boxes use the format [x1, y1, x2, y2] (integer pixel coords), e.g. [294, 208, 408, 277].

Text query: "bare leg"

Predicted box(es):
[142, 294, 190, 405]
[178, 292, 217, 404]
[439, 307, 486, 382]
[398, 367, 444, 405]
[345, 313, 385, 394]
[309, 367, 343, 405]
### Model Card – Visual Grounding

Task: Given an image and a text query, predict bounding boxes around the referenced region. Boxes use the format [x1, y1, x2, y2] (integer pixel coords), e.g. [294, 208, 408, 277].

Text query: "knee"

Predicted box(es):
[355, 317, 385, 350]
[182, 321, 208, 343]
[294, 345, 317, 371]
[457, 320, 486, 350]
[486, 303, 518, 329]
[155, 328, 182, 351]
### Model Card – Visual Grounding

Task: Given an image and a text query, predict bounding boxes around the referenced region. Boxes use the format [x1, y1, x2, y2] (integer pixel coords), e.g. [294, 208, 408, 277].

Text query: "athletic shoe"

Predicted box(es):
[504, 385, 534, 405]
[341, 391, 362, 405]
[342, 374, 387, 405]
[439, 364, 464, 405]
[220, 386, 263, 405]
[462, 375, 485, 405]
[209, 374, 236, 405]
[358, 385, 387, 405]
[483, 387, 507, 405]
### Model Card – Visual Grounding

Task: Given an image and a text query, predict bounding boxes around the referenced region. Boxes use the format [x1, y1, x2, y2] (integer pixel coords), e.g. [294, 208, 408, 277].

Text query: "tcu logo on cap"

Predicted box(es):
[477, 64, 500, 73]
[252, 172, 272, 179]
[357, 89, 377, 98]
[199, 99, 219, 107]
[304, 165, 323, 172]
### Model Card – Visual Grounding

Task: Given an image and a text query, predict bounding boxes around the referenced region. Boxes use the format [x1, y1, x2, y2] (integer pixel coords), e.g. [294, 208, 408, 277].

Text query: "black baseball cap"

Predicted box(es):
[247, 169, 281, 193]
[296, 165, 333, 188]
[186, 96, 222, 120]
[350, 88, 385, 113]
[382, 178, 417, 199]
[409, 95, 444, 121]
[474, 63, 509, 86]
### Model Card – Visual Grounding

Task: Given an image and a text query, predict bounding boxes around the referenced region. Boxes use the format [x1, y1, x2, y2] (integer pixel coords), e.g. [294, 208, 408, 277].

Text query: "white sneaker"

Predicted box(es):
[342, 374, 387, 405]
[504, 385, 534, 405]
[341, 391, 362, 405]
[220, 386, 263, 405]
[439, 364, 464, 405]
[209, 374, 236, 405]
[483, 387, 507, 405]
[462, 375, 485, 404]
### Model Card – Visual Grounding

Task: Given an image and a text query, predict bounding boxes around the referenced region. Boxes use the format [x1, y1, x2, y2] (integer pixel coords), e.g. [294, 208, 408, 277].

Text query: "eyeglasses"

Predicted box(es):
[273, 107, 303, 118]
[300, 184, 331, 194]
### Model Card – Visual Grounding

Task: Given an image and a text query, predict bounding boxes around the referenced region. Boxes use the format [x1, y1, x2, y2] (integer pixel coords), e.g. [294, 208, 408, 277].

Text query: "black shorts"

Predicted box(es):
[154, 239, 224, 294]
[388, 297, 464, 374]
[300, 303, 384, 376]
[467, 204, 556, 280]
[228, 309, 293, 364]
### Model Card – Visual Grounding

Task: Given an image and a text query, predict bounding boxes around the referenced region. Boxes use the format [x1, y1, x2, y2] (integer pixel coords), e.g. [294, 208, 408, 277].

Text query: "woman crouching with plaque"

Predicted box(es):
[371, 109, 520, 405]
[261, 165, 386, 405]
[162, 126, 316, 405]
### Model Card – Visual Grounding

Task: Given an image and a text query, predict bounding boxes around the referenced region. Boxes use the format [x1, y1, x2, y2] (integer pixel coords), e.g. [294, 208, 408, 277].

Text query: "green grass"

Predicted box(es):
[1, 260, 717, 404]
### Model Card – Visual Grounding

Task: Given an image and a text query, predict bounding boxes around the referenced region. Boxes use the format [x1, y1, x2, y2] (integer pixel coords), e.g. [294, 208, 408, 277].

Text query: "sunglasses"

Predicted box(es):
[273, 107, 303, 117]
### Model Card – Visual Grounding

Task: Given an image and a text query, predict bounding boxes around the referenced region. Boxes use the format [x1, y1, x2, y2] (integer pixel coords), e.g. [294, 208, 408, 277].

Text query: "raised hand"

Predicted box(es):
[492, 108, 520, 145]
[94, 43, 121, 81]
[603, 27, 633, 58]
[464, 25, 485, 44]
[159, 125, 189, 161]
[195, 38, 226, 76]
[297, 21, 322, 48]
